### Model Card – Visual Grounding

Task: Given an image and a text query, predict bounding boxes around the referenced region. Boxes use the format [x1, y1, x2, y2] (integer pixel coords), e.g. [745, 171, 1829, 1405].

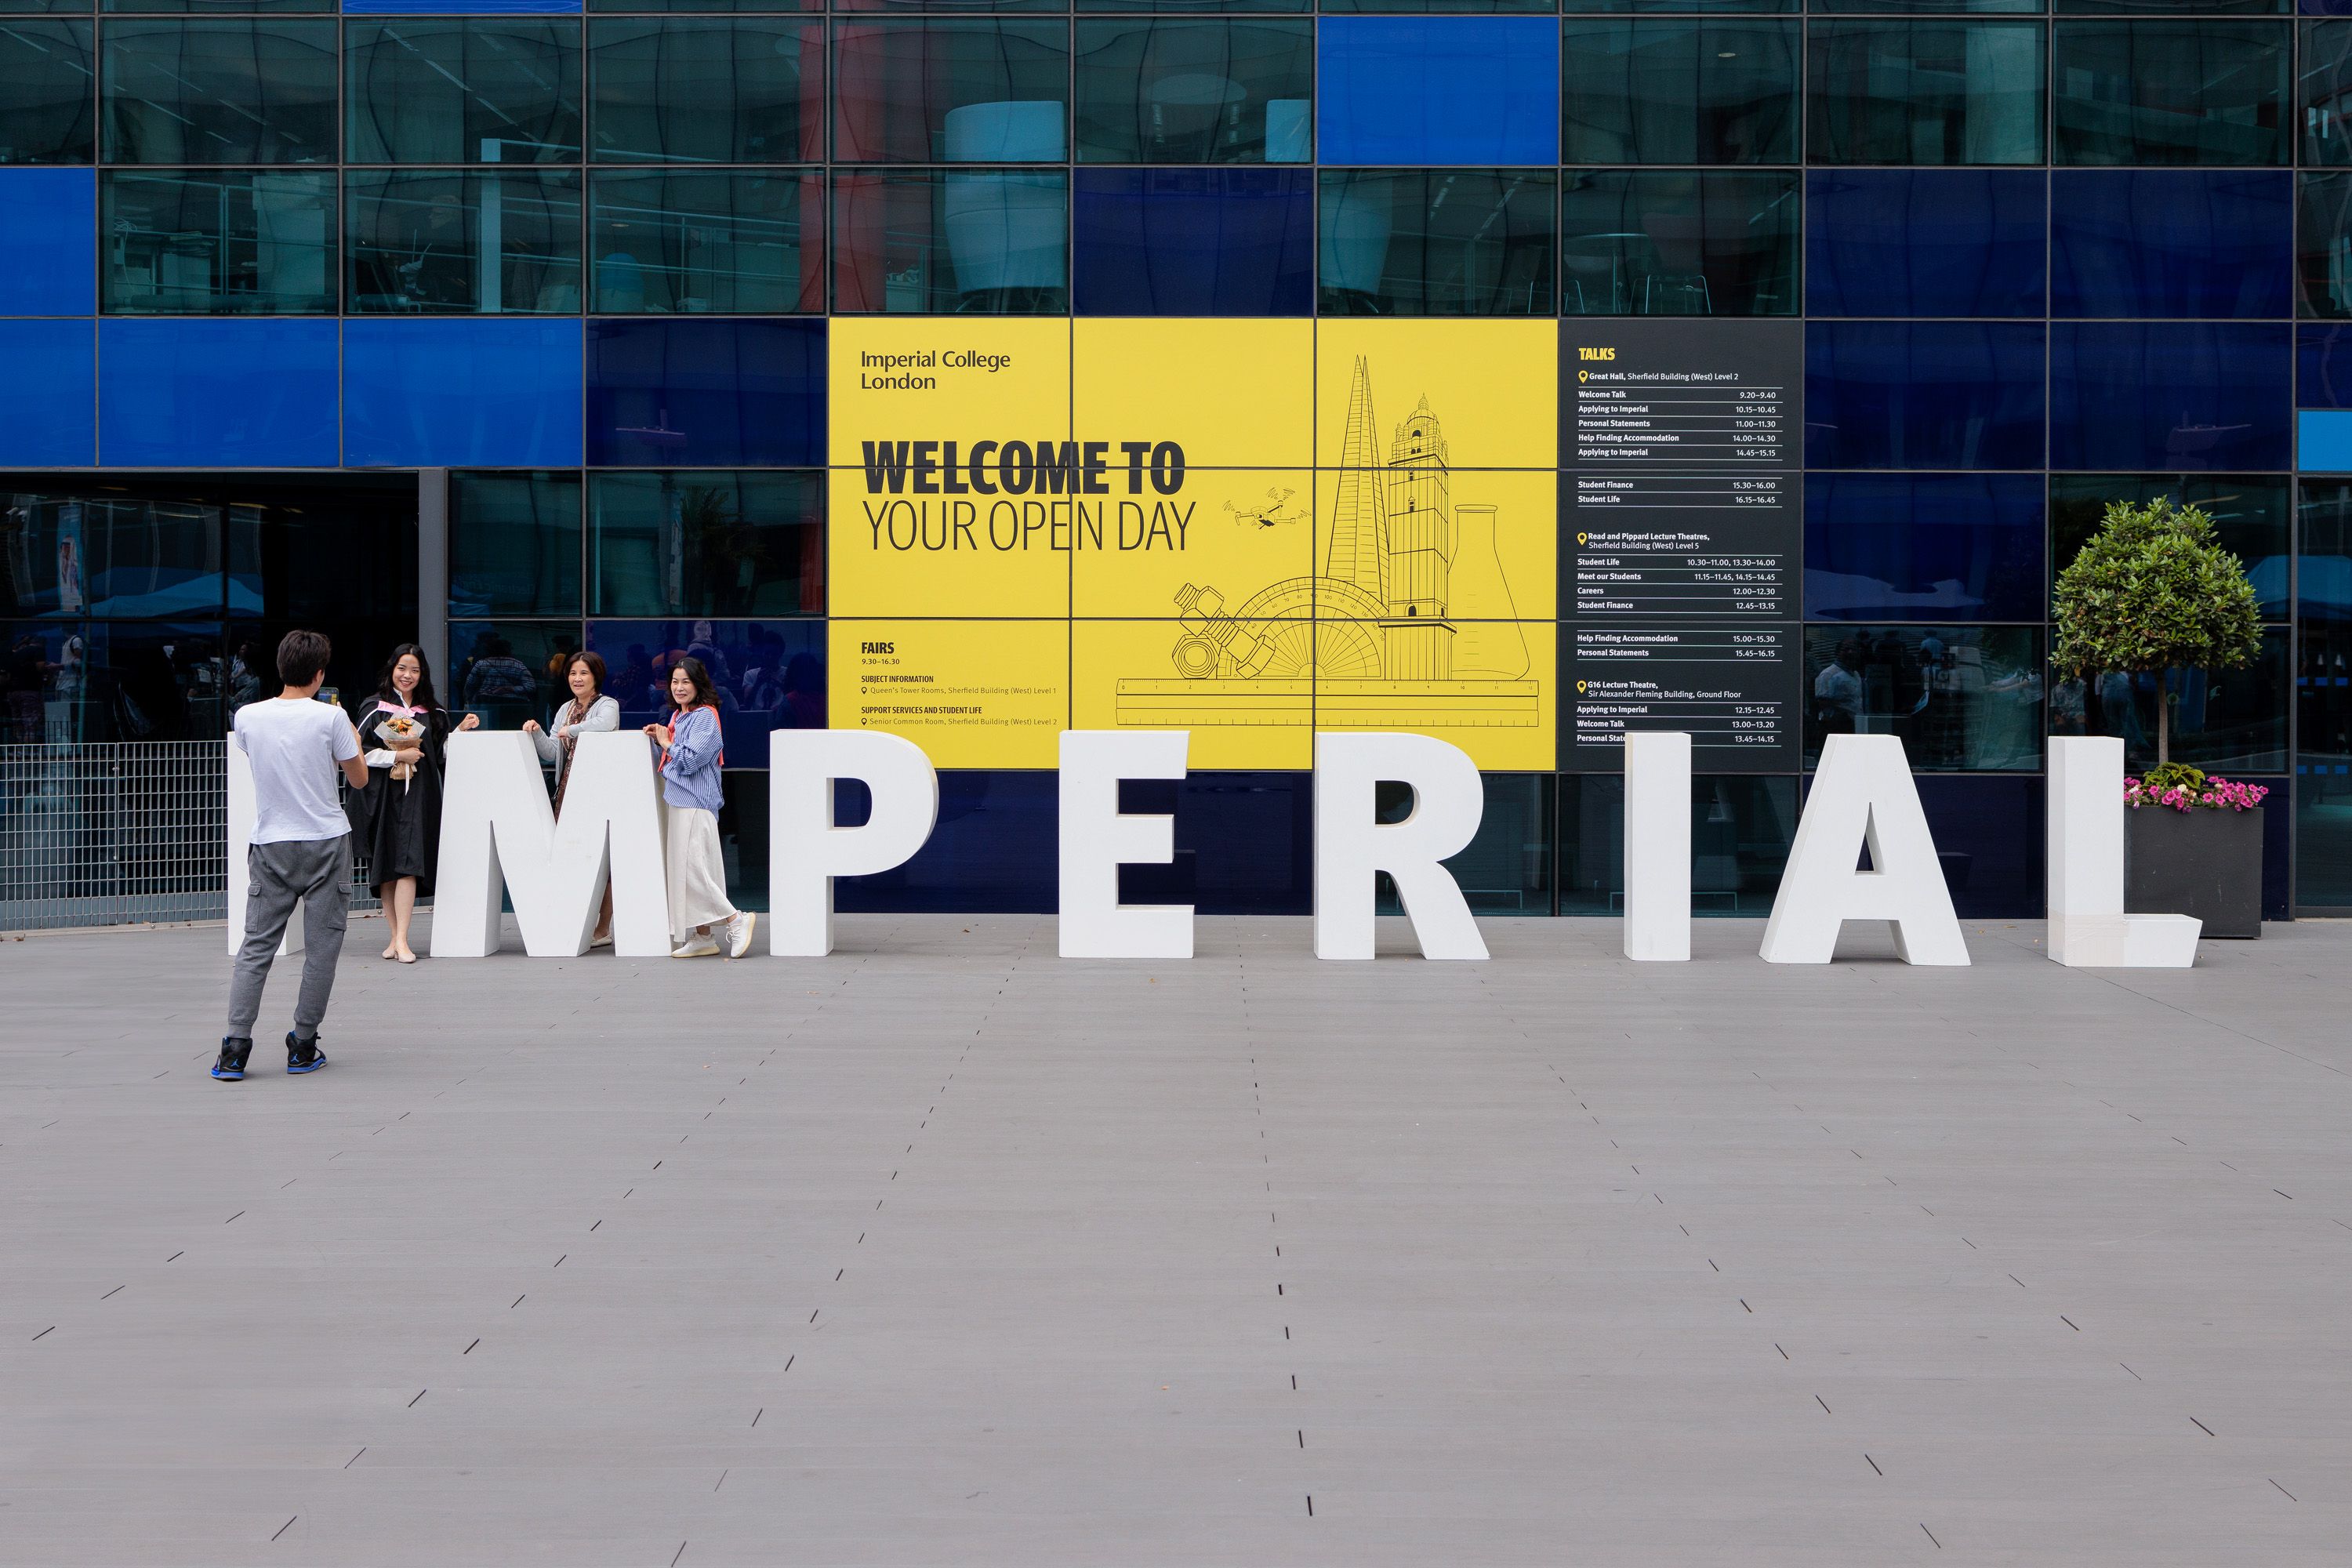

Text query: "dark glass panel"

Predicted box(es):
[588, 0, 818, 16]
[2060, 0, 2285, 12]
[1803, 321, 2045, 470]
[107, 0, 329, 13]
[1319, 168, 1554, 315]
[448, 619, 575, 732]
[589, 470, 823, 618]
[589, 19, 820, 165]
[2057, 629, 2288, 773]
[2051, 169, 2291, 318]
[2054, 474, 2288, 619]
[585, 318, 826, 468]
[2296, 171, 2352, 319]
[1802, 625, 2045, 771]
[100, 171, 335, 314]
[1559, 169, 1795, 317]
[1559, 773, 1796, 918]
[0, 20, 95, 165]
[2299, 321, 2352, 406]
[585, 618, 825, 769]
[345, 20, 580, 166]
[1804, 169, 2045, 317]
[1085, 0, 1312, 11]
[1562, 0, 1794, 11]
[1560, 19, 1799, 165]
[1910, 775, 2042, 920]
[1806, 20, 2046, 165]
[590, 170, 822, 314]
[1321, 0, 1552, 12]
[0, 0, 89, 13]
[1155, 772, 1311, 917]
[346, 169, 582, 314]
[2049, 321, 2291, 471]
[831, 168, 1067, 314]
[1811, 0, 2038, 13]
[102, 20, 336, 165]
[1804, 474, 2046, 622]
[1073, 19, 1312, 164]
[833, 771, 1058, 913]
[2303, 20, 2352, 164]
[832, 20, 1070, 165]
[0, 619, 235, 743]
[448, 470, 581, 619]
[1374, 773, 1553, 914]
[2297, 482, 2352, 905]
[2052, 20, 2290, 166]
[1073, 168, 1311, 315]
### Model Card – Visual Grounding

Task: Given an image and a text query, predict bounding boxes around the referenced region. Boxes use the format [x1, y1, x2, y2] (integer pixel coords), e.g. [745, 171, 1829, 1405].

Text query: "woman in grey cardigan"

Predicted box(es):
[522, 649, 622, 946]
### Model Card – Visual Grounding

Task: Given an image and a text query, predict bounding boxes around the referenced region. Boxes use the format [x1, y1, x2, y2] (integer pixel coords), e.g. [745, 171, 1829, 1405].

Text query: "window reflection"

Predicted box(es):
[584, 618, 826, 768]
[590, 19, 819, 165]
[101, 171, 335, 314]
[832, 168, 1067, 313]
[1559, 169, 1795, 316]
[1559, 774, 1796, 918]
[1073, 20, 1311, 165]
[1803, 626, 2043, 771]
[590, 170, 821, 314]
[0, 620, 227, 744]
[2297, 171, 2352, 320]
[1807, 20, 2045, 165]
[2051, 630, 2286, 774]
[2302, 21, 2352, 167]
[102, 20, 336, 165]
[1562, 20, 1799, 165]
[0, 20, 95, 165]
[589, 470, 823, 618]
[1319, 169, 1553, 316]
[345, 20, 579, 166]
[1377, 774, 1553, 915]
[449, 471, 580, 619]
[0, 492, 221, 619]
[346, 169, 580, 314]
[447, 619, 575, 731]
[2053, 20, 2289, 166]
[833, 20, 1070, 165]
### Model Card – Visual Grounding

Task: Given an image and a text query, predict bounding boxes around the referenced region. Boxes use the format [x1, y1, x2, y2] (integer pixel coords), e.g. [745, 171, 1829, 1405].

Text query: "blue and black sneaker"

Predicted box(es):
[212, 1037, 252, 1081]
[285, 1032, 328, 1076]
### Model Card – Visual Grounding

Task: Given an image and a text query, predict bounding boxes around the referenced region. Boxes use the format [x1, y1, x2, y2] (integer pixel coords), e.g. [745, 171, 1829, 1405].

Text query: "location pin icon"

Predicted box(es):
[1577, 532, 1587, 546]
[1576, 681, 1588, 694]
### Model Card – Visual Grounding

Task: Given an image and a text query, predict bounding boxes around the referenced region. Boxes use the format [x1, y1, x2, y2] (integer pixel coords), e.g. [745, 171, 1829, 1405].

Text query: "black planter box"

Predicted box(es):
[2126, 806, 2263, 938]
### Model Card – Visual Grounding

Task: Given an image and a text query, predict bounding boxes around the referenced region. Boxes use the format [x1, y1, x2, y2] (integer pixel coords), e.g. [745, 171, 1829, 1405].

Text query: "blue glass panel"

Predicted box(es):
[1804, 170, 2045, 318]
[1908, 775, 2042, 920]
[583, 618, 824, 769]
[343, 318, 584, 467]
[1316, 18, 1559, 165]
[833, 770, 1059, 913]
[2296, 321, 2352, 408]
[586, 318, 823, 467]
[0, 320, 93, 466]
[0, 169, 93, 314]
[2051, 170, 2293, 319]
[2303, 409, 2352, 467]
[1073, 169, 1312, 315]
[1803, 321, 2045, 470]
[1804, 473, 2045, 622]
[2050, 321, 2291, 470]
[99, 319, 336, 467]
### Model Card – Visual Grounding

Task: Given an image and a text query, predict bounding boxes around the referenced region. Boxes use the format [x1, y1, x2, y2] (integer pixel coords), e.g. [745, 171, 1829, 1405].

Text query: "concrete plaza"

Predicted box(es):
[3, 913, 2348, 1566]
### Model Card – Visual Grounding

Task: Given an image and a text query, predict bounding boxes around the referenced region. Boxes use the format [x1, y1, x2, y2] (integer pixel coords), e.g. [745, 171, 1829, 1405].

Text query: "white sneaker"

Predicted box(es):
[725, 911, 757, 959]
[670, 935, 721, 959]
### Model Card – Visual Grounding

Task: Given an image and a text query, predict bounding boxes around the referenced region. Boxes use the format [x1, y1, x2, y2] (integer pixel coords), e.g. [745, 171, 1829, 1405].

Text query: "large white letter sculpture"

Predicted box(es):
[2047, 735, 2198, 967]
[225, 731, 297, 959]
[770, 730, 938, 956]
[431, 730, 670, 957]
[1622, 731, 1692, 961]
[1759, 733, 1969, 965]
[1058, 730, 1192, 959]
[1313, 732, 1488, 961]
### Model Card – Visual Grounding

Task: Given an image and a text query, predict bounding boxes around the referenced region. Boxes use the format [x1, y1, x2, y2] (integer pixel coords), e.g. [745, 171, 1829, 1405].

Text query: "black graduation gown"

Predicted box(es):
[349, 704, 451, 895]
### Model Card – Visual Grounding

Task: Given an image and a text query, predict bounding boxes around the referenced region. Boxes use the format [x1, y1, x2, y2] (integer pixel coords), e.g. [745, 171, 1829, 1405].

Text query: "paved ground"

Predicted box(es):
[2, 912, 2348, 1566]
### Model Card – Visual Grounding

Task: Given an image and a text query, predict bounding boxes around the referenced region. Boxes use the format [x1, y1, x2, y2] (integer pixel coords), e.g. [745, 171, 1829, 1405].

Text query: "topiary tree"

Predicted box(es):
[2052, 495, 2262, 768]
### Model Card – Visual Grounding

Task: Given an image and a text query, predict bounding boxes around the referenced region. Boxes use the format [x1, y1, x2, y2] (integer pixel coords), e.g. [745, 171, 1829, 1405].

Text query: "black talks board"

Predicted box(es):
[1559, 319, 1802, 772]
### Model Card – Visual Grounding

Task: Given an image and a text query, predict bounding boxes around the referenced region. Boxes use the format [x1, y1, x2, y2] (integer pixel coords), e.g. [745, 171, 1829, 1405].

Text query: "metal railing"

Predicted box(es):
[0, 742, 376, 933]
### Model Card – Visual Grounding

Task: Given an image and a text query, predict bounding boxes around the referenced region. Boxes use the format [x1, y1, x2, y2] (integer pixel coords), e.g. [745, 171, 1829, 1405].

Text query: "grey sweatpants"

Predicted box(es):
[227, 834, 352, 1041]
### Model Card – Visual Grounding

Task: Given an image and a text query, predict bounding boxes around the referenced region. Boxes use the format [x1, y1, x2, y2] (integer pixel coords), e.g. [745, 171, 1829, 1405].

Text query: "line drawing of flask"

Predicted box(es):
[1446, 503, 1528, 678]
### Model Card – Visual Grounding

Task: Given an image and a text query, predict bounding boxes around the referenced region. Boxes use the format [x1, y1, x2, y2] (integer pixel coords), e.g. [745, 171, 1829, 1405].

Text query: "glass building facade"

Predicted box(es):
[1, 0, 2340, 919]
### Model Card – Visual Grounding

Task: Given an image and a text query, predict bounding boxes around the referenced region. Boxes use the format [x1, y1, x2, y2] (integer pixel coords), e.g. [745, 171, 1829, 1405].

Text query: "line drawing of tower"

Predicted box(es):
[1323, 356, 1389, 607]
[1382, 393, 1454, 681]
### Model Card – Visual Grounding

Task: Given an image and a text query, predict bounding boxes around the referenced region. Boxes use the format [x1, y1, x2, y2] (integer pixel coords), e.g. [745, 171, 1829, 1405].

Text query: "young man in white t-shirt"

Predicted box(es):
[217, 630, 369, 1082]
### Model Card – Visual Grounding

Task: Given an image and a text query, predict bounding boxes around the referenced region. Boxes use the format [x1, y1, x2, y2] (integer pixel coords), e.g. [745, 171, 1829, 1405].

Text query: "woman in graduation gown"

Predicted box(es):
[350, 643, 478, 963]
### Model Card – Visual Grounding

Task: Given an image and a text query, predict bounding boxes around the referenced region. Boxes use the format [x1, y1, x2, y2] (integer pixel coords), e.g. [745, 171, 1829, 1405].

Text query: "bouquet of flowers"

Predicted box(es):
[376, 713, 426, 786]
[2125, 763, 2267, 814]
